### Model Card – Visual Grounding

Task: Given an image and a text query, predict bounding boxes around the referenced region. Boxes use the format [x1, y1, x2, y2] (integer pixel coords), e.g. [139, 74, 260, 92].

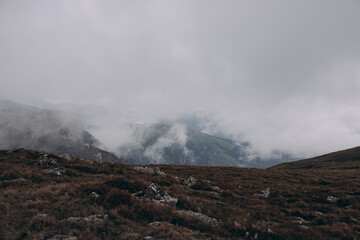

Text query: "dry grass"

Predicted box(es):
[0, 149, 359, 239]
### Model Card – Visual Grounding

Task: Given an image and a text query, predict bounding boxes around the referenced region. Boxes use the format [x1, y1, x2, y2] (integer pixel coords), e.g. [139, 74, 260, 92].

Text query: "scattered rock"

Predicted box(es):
[141, 237, 155, 240]
[132, 191, 144, 197]
[89, 192, 100, 200]
[255, 188, 270, 198]
[184, 176, 196, 187]
[38, 153, 58, 166]
[326, 195, 339, 203]
[262, 220, 281, 227]
[133, 166, 153, 174]
[64, 215, 108, 223]
[6, 177, 27, 183]
[15, 177, 27, 182]
[60, 154, 72, 161]
[148, 221, 161, 226]
[34, 213, 48, 219]
[45, 168, 65, 176]
[233, 220, 242, 229]
[176, 210, 220, 226]
[44, 235, 77, 240]
[153, 167, 166, 177]
[133, 166, 166, 177]
[145, 183, 177, 206]
[211, 186, 223, 193]
[292, 217, 310, 225]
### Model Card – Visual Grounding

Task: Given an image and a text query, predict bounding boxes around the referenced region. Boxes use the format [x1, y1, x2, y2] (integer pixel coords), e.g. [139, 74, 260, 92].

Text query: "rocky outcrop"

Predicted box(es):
[144, 183, 177, 206]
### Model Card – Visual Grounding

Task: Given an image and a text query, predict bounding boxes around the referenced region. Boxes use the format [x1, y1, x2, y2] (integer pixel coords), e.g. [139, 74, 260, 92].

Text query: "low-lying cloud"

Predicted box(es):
[142, 124, 192, 164]
[0, 0, 359, 159]
[0, 100, 87, 151]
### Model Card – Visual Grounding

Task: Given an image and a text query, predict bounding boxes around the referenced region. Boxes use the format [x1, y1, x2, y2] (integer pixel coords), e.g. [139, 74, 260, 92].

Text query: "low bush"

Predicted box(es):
[104, 188, 133, 208]
[105, 178, 142, 193]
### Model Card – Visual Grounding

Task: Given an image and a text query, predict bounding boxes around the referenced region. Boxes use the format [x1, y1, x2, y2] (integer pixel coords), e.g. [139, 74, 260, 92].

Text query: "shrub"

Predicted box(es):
[0, 170, 20, 180]
[105, 178, 142, 193]
[104, 188, 133, 208]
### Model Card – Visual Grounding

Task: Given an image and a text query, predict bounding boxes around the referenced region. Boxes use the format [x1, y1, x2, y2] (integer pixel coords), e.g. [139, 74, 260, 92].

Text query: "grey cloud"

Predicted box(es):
[0, 0, 359, 158]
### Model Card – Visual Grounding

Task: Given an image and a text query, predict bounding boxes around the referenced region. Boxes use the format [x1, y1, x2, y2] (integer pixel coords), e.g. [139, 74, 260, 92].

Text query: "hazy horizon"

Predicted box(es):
[1, 0, 360, 159]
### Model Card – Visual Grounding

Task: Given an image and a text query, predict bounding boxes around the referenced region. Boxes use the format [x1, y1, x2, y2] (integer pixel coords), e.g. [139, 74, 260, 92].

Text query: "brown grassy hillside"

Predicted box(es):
[0, 149, 359, 239]
[271, 146, 360, 170]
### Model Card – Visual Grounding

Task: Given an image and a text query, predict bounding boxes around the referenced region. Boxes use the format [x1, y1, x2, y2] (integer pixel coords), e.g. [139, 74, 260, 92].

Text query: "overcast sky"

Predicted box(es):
[1, 0, 360, 157]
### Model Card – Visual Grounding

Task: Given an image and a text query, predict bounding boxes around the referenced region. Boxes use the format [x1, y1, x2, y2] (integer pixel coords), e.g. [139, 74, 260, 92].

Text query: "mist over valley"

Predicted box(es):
[0, 1, 359, 239]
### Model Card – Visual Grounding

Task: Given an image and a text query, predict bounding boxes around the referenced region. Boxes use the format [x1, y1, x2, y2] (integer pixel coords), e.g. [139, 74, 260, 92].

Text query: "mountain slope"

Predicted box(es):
[116, 124, 248, 166]
[0, 100, 119, 162]
[270, 146, 360, 169]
